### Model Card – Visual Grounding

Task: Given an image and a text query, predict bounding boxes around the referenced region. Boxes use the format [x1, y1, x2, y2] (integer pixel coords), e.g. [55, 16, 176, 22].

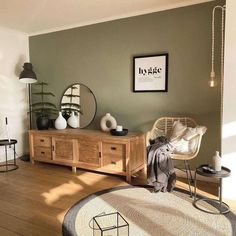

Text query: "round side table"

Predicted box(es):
[0, 139, 18, 172]
[193, 164, 231, 214]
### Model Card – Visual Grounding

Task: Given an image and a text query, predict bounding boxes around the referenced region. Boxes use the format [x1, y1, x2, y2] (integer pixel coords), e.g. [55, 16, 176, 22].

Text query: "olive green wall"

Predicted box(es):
[29, 0, 223, 168]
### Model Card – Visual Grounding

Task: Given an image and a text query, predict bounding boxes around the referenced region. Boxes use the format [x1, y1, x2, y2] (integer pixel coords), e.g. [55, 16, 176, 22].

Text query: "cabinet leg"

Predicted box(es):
[126, 174, 132, 183]
[31, 159, 35, 164]
[72, 166, 77, 173]
[140, 164, 147, 174]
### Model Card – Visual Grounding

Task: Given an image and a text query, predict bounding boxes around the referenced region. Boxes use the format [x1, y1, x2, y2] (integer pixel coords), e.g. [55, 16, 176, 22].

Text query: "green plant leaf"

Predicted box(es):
[71, 86, 78, 90]
[31, 108, 58, 117]
[63, 94, 80, 98]
[31, 81, 58, 118]
[61, 108, 83, 114]
[33, 92, 55, 97]
[31, 102, 57, 108]
[61, 103, 81, 108]
[34, 82, 48, 86]
[31, 108, 58, 112]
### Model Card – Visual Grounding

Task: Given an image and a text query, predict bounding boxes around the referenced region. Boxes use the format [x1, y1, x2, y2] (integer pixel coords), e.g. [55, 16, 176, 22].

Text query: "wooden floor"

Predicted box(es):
[0, 160, 235, 236]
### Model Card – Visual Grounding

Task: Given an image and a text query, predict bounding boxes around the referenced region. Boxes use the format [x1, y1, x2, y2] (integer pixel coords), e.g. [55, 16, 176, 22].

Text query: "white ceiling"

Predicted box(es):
[0, 0, 212, 35]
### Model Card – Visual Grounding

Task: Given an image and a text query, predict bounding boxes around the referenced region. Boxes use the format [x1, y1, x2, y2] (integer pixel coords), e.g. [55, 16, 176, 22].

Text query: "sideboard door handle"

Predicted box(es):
[111, 161, 116, 165]
[40, 139, 44, 142]
[41, 152, 45, 155]
[111, 147, 116, 150]
[52, 145, 54, 151]
[98, 152, 101, 158]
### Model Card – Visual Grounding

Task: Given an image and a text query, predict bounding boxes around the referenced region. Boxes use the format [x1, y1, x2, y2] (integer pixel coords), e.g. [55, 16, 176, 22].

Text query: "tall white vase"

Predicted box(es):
[212, 151, 221, 171]
[67, 111, 79, 128]
[54, 112, 67, 130]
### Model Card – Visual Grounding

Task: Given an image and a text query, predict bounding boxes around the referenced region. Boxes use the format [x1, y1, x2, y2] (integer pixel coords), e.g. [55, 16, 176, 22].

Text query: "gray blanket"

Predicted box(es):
[147, 136, 176, 192]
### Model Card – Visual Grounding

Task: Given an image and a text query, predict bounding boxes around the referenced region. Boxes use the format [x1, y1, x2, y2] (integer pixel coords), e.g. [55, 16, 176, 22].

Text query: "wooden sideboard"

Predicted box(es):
[29, 129, 145, 182]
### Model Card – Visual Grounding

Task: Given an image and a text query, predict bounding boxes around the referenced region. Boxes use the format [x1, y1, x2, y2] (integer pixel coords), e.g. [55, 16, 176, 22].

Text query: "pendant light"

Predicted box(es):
[208, 5, 226, 88]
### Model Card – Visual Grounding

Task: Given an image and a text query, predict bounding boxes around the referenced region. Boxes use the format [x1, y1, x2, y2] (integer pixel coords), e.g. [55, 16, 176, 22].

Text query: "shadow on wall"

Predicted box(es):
[14, 54, 27, 77]
[222, 121, 236, 200]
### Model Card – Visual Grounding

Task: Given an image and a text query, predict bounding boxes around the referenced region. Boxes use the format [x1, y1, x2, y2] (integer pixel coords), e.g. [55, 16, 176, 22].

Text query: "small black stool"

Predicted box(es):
[0, 139, 18, 172]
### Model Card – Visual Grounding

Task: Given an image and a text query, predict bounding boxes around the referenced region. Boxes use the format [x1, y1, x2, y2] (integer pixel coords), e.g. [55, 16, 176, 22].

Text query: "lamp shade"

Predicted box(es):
[19, 63, 37, 84]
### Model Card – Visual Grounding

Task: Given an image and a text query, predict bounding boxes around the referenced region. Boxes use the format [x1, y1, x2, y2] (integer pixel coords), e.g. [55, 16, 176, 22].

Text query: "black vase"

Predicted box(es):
[36, 116, 50, 130]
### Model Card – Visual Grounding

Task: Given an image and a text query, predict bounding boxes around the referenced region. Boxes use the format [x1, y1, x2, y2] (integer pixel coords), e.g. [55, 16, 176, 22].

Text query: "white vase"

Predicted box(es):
[100, 113, 117, 132]
[67, 111, 79, 128]
[212, 151, 221, 171]
[54, 112, 67, 130]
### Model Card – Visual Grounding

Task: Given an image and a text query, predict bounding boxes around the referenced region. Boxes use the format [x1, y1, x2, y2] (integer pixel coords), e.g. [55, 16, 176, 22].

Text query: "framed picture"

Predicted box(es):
[133, 53, 168, 92]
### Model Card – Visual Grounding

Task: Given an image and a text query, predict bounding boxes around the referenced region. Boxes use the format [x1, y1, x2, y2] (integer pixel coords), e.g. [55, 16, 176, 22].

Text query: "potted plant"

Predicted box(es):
[31, 82, 58, 130]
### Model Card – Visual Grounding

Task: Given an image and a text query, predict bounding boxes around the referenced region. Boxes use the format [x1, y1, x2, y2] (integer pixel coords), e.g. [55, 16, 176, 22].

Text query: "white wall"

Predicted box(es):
[0, 27, 29, 162]
[222, 0, 236, 200]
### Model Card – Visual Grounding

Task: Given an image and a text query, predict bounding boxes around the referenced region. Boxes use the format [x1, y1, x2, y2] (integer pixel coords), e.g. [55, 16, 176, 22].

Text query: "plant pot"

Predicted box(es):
[36, 116, 50, 130]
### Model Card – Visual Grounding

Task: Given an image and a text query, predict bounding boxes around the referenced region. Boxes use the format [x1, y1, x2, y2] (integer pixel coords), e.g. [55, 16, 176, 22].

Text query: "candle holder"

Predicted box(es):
[110, 129, 128, 136]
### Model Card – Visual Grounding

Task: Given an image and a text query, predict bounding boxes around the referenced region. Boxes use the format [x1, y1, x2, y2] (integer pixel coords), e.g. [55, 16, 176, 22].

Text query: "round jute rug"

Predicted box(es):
[63, 186, 236, 236]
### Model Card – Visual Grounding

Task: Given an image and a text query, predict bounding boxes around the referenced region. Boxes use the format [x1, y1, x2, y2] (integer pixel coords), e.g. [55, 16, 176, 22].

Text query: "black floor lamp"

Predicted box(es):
[19, 63, 37, 161]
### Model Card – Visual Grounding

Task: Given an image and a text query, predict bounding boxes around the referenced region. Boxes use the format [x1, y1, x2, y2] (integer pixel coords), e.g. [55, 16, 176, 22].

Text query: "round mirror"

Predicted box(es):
[60, 83, 97, 128]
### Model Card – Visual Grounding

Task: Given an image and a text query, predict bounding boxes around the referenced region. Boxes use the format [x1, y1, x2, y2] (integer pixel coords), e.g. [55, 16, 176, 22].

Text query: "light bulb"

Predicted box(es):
[208, 79, 217, 87]
[208, 71, 217, 87]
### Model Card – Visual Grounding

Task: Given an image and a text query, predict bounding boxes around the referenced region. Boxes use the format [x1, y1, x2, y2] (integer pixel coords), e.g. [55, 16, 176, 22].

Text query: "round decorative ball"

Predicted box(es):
[100, 113, 117, 132]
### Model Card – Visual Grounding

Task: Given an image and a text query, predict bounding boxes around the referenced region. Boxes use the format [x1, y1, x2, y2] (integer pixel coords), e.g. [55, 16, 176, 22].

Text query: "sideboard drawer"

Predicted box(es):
[102, 143, 125, 156]
[34, 136, 51, 148]
[34, 147, 52, 160]
[103, 154, 126, 172]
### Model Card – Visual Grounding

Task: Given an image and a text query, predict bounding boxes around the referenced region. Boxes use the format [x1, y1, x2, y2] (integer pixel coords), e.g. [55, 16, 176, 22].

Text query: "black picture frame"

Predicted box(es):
[133, 53, 168, 92]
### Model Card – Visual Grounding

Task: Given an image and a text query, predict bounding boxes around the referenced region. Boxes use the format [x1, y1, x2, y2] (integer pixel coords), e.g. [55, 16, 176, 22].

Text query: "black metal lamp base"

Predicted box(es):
[20, 154, 30, 162]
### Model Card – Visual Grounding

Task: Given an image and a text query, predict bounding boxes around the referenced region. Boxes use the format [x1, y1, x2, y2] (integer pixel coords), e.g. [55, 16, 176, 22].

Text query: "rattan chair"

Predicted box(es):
[146, 117, 204, 197]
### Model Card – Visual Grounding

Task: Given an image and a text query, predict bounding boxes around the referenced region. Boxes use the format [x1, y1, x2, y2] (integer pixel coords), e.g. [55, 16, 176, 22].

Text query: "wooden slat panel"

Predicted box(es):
[130, 135, 145, 171]
[53, 139, 73, 160]
[78, 140, 100, 166]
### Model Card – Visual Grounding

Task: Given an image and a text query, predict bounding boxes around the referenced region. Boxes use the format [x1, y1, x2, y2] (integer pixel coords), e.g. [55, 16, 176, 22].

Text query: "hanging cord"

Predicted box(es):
[220, 6, 226, 150]
[210, 5, 226, 86]
[211, 6, 216, 78]
[210, 5, 226, 152]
